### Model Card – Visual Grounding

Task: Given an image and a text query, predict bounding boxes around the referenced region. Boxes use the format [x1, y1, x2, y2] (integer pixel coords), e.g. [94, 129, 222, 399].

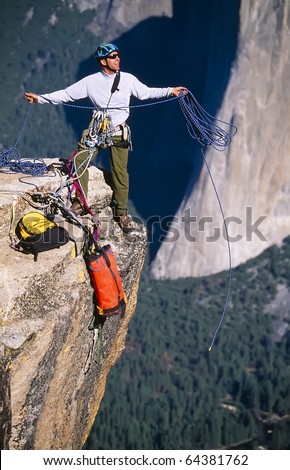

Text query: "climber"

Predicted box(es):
[24, 42, 187, 233]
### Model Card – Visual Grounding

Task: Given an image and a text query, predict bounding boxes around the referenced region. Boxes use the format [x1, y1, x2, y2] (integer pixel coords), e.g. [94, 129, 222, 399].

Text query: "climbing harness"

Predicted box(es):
[0, 86, 237, 351]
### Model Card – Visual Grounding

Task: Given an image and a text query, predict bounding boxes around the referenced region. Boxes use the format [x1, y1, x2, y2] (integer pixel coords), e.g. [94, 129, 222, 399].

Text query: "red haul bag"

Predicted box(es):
[88, 244, 127, 317]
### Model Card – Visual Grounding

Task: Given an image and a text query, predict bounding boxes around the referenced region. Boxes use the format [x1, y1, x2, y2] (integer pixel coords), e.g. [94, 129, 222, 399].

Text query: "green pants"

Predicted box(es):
[73, 137, 129, 216]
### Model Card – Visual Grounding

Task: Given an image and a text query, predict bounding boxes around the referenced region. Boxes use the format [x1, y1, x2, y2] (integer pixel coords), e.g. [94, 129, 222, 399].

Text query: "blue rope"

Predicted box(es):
[200, 145, 232, 351]
[38, 94, 180, 110]
[178, 91, 237, 150]
[0, 104, 47, 177]
[178, 91, 236, 350]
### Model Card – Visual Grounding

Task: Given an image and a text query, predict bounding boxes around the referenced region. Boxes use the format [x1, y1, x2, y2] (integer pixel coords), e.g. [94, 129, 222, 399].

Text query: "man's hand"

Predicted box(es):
[24, 92, 39, 103]
[171, 86, 188, 97]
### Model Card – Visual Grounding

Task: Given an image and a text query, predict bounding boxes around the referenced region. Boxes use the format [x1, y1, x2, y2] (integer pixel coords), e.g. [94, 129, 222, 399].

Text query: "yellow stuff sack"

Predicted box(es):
[17, 212, 56, 239]
[15, 211, 70, 261]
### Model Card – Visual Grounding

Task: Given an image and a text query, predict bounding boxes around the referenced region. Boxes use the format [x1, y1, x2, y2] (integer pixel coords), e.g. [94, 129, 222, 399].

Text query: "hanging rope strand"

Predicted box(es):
[177, 90, 236, 350]
[199, 146, 232, 351]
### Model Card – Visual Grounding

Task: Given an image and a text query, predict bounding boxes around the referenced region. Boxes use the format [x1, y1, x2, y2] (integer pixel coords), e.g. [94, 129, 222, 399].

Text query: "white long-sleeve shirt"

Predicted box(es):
[38, 70, 173, 130]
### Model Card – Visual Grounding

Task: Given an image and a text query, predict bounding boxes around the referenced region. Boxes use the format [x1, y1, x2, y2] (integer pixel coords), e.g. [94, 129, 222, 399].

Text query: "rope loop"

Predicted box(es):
[178, 90, 237, 150]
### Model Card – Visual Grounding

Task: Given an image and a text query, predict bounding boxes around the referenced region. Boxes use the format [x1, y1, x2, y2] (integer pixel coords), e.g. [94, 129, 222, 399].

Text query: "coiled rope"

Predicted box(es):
[179, 91, 237, 150]
[0, 104, 47, 177]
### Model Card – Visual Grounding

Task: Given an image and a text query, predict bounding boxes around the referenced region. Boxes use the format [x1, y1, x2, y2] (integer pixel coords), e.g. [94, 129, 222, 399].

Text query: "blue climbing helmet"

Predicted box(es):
[95, 43, 119, 60]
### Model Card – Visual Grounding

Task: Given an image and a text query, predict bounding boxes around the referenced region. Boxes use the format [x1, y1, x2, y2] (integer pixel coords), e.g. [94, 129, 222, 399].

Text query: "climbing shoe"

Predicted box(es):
[115, 211, 141, 234]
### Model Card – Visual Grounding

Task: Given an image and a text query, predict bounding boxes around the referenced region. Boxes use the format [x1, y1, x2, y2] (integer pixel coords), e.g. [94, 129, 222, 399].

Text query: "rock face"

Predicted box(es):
[0, 161, 147, 449]
[71, 0, 172, 39]
[151, 0, 290, 279]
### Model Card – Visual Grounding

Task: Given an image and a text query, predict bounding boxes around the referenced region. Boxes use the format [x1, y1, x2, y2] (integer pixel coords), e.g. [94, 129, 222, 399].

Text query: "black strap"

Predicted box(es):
[111, 71, 120, 94]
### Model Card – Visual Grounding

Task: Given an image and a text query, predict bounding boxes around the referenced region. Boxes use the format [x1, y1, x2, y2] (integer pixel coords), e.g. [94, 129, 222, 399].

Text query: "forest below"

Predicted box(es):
[85, 236, 290, 450]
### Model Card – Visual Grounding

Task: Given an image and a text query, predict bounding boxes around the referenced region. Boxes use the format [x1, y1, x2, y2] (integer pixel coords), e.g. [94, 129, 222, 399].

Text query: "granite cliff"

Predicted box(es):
[71, 0, 172, 38]
[0, 163, 147, 449]
[151, 0, 290, 279]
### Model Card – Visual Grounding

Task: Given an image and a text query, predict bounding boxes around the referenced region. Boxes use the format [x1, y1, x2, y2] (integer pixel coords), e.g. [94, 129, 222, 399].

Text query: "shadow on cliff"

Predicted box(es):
[64, 0, 240, 262]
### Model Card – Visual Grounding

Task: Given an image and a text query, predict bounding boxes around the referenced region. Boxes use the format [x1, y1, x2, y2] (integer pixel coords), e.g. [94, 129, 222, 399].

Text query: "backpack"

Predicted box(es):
[15, 211, 70, 261]
[87, 244, 127, 317]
